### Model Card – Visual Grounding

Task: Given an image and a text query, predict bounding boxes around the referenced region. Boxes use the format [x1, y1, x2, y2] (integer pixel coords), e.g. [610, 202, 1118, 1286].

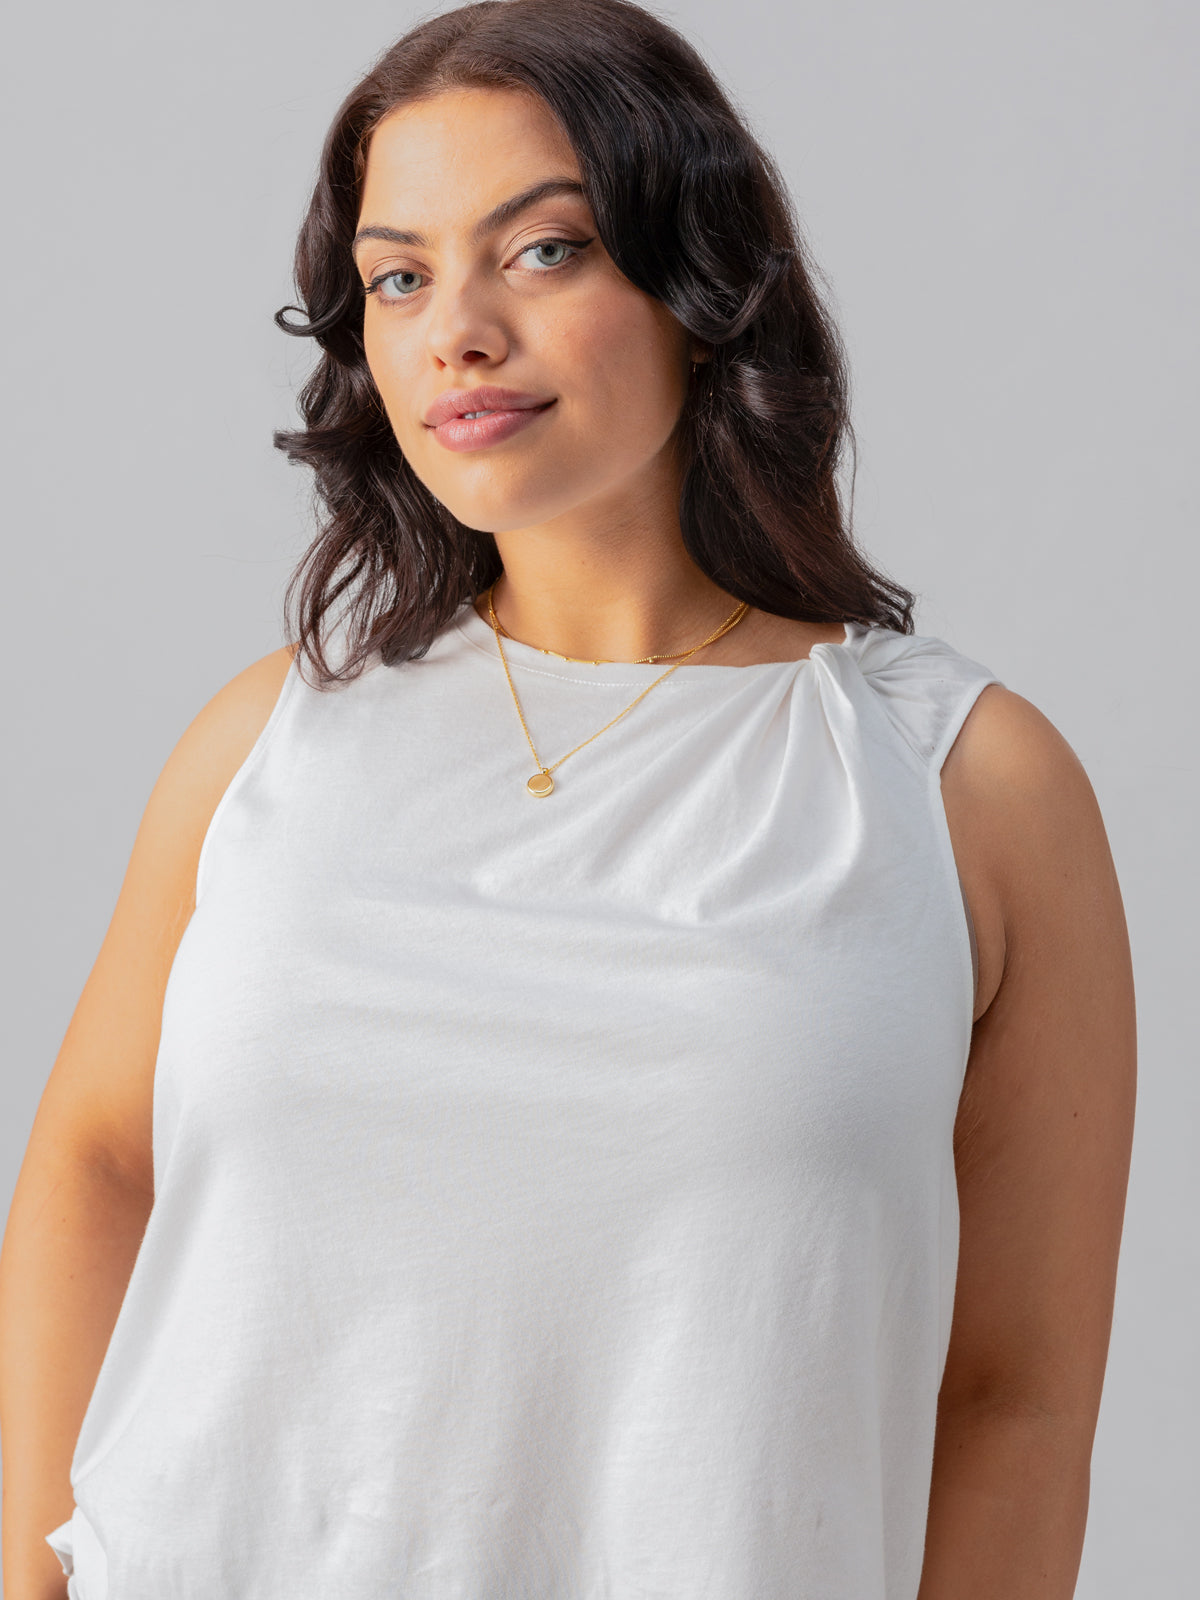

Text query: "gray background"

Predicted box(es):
[2, 1, 1195, 1592]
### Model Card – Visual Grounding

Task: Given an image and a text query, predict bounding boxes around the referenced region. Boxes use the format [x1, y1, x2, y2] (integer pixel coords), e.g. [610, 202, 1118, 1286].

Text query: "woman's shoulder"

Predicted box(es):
[841, 618, 997, 688]
[836, 620, 1005, 770]
[226, 640, 298, 714]
[940, 677, 1100, 842]
[845, 627, 1113, 1031]
[189, 641, 300, 793]
[941, 671, 1116, 1021]
[130, 643, 302, 919]
[848, 621, 1088, 824]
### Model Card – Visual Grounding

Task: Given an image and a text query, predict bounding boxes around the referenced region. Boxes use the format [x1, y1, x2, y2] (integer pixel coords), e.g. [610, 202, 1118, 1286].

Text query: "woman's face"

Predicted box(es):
[354, 86, 701, 536]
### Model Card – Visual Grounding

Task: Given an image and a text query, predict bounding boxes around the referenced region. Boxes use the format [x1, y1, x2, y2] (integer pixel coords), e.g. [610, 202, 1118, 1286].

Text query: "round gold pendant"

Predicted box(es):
[527, 769, 555, 797]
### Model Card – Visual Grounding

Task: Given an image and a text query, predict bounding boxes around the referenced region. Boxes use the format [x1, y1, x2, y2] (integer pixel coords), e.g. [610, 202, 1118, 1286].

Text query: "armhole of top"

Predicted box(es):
[927, 675, 1004, 1042]
[958, 870, 980, 1005]
[193, 649, 302, 908]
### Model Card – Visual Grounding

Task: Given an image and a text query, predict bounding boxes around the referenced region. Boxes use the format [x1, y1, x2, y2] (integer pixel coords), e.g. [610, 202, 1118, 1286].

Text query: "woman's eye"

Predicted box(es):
[366, 269, 425, 303]
[515, 237, 590, 270]
[364, 236, 593, 306]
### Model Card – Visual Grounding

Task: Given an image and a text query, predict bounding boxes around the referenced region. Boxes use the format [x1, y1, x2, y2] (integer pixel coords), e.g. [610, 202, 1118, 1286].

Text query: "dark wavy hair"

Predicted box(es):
[273, 0, 915, 684]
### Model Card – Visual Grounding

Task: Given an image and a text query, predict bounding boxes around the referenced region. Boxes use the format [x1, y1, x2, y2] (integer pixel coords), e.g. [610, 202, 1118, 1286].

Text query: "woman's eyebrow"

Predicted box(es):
[352, 177, 588, 257]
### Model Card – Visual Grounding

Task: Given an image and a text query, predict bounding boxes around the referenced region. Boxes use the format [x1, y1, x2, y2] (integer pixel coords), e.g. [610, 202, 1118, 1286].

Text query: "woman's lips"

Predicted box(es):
[430, 400, 556, 452]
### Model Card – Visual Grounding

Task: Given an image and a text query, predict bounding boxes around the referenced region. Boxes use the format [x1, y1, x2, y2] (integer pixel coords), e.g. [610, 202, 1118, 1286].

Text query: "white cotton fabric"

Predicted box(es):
[53, 597, 1002, 1599]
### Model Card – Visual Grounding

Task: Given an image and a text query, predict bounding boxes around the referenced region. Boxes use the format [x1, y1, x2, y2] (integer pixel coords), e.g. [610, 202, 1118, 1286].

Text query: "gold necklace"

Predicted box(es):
[483, 581, 750, 797]
[489, 605, 736, 666]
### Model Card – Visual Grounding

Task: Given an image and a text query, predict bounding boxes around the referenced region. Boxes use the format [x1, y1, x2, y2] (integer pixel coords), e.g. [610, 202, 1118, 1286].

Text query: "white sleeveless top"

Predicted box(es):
[49, 598, 1002, 1600]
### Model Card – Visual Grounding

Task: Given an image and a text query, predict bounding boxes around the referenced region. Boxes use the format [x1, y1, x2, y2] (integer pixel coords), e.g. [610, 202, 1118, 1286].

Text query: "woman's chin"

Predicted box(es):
[433, 495, 568, 535]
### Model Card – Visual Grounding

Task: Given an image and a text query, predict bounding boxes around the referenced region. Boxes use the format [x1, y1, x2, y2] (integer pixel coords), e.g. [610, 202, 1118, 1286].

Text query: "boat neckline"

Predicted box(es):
[452, 599, 854, 687]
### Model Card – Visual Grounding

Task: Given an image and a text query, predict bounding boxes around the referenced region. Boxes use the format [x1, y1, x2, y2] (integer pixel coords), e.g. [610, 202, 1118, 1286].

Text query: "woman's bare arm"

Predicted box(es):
[0, 644, 295, 1600]
[921, 685, 1137, 1599]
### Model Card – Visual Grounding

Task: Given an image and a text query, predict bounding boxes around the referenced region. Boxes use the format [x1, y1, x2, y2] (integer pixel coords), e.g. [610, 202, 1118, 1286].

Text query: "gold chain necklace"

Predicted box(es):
[489, 603, 738, 667]
[483, 581, 750, 797]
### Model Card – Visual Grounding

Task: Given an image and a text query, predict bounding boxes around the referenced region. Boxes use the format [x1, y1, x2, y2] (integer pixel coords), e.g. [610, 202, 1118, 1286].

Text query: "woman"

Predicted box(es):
[0, 1, 1135, 1596]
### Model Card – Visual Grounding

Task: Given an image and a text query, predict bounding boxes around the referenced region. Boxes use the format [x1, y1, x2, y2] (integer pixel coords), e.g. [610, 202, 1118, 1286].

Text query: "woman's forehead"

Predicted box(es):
[357, 94, 586, 241]
[366, 86, 576, 179]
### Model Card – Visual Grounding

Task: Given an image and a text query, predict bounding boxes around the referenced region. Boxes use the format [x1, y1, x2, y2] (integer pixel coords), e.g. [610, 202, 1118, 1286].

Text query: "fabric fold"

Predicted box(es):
[46, 1513, 75, 1575]
[45, 1505, 108, 1599]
